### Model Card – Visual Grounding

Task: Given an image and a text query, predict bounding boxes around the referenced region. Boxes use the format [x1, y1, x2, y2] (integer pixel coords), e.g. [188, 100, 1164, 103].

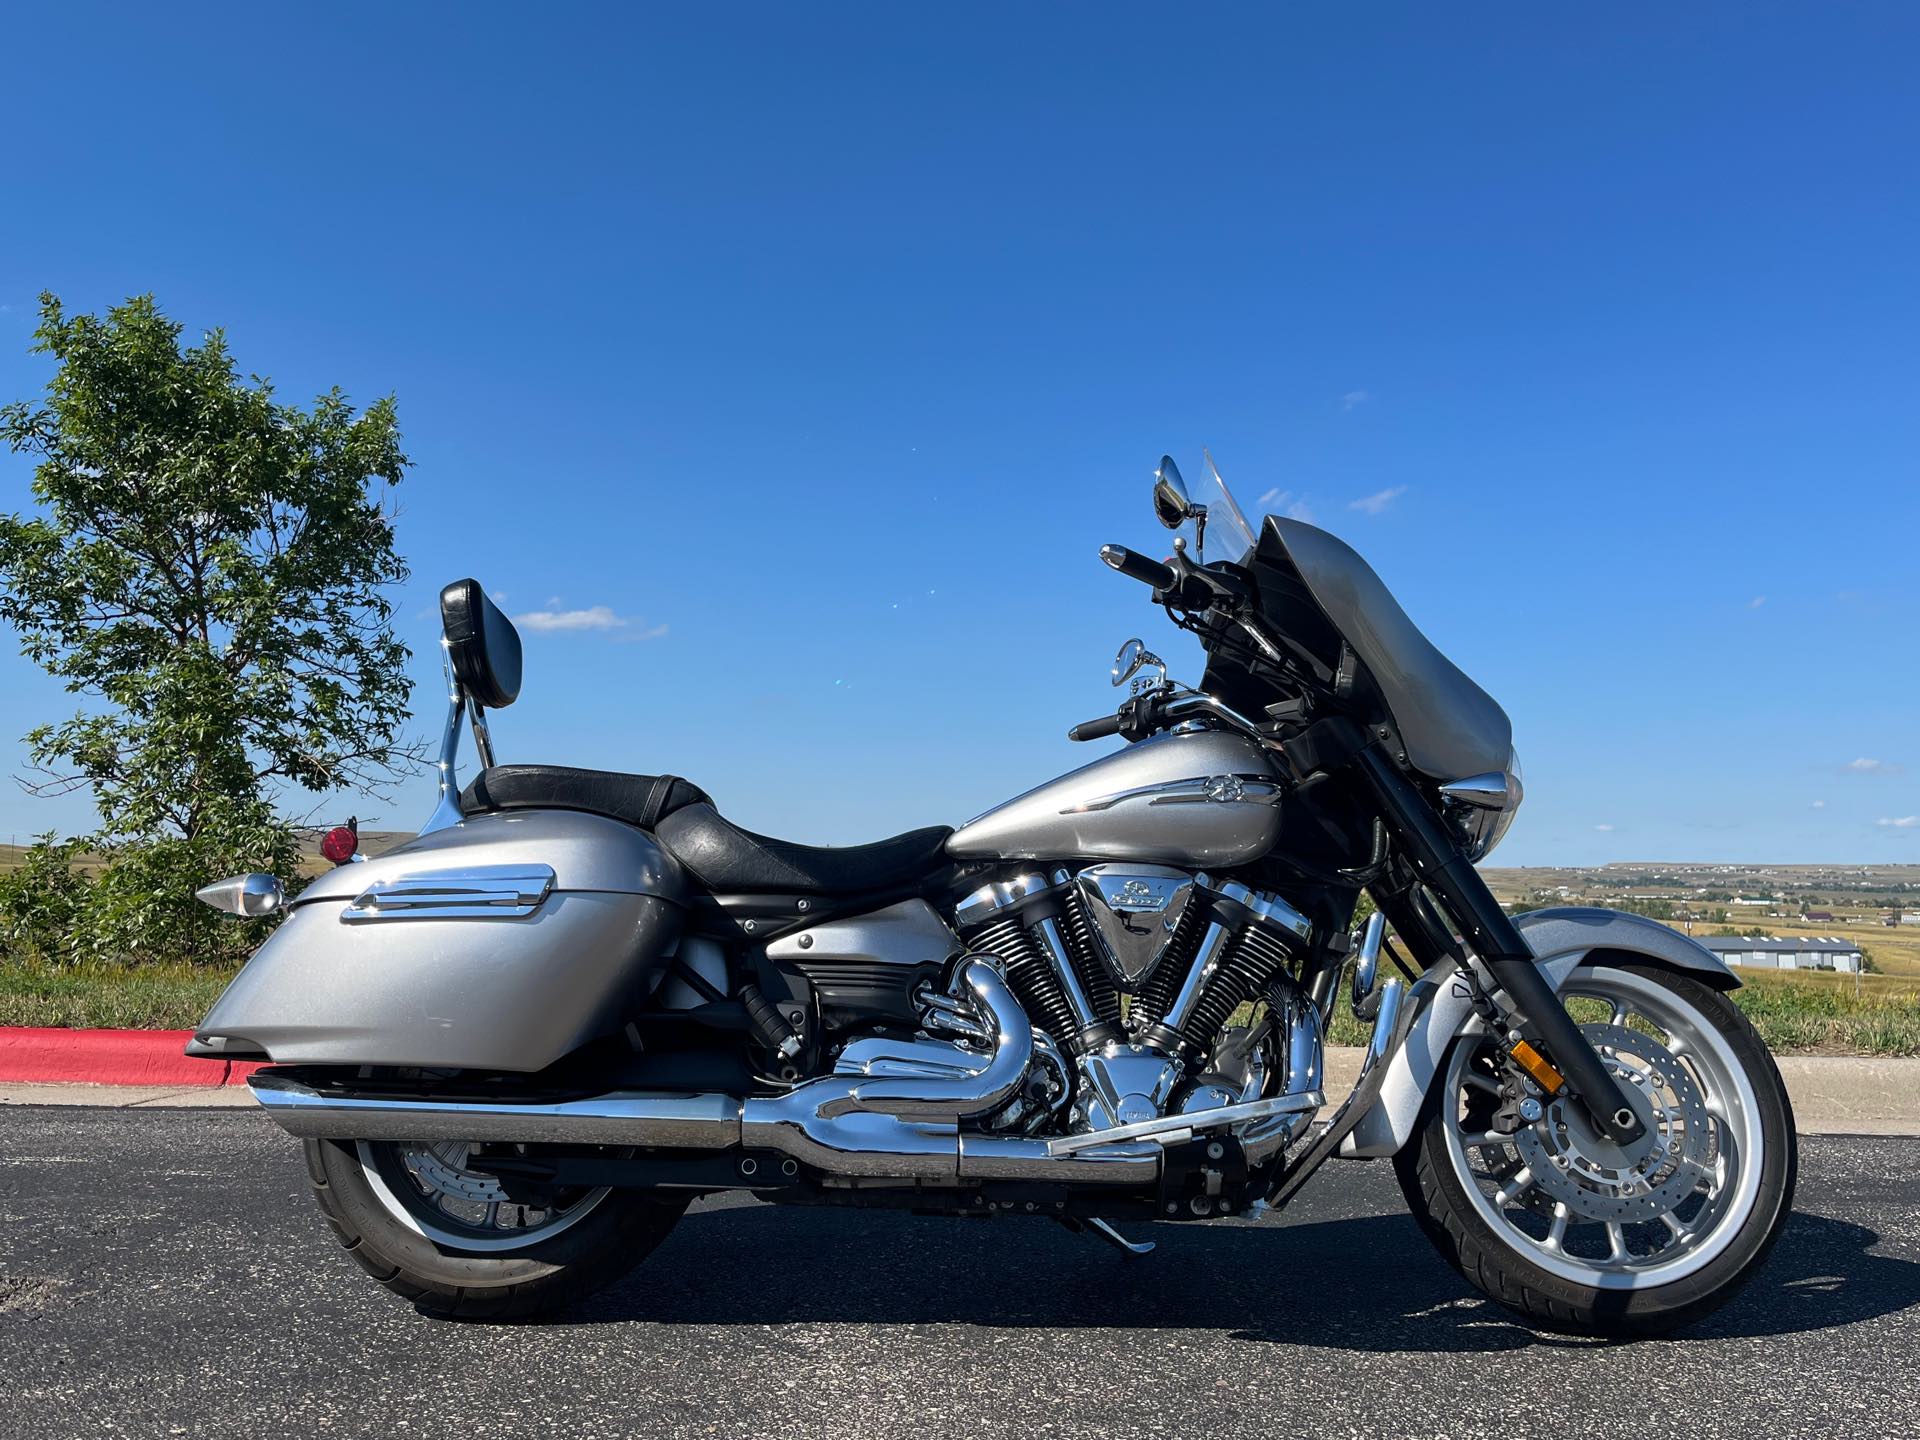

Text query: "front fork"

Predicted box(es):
[1353, 744, 1646, 1146]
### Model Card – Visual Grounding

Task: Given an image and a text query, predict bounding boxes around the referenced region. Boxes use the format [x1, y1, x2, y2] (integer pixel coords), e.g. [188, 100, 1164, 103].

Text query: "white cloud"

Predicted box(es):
[1342, 390, 1371, 411]
[1877, 816, 1919, 829]
[1348, 486, 1408, 517]
[1594, 823, 1615, 832]
[1254, 487, 1313, 521]
[1846, 757, 1905, 776]
[1748, 596, 1766, 609]
[1811, 800, 1826, 809]
[513, 605, 653, 634]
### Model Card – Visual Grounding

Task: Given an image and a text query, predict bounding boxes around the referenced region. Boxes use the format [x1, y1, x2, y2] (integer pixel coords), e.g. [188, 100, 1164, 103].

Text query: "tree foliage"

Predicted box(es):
[0, 294, 418, 964]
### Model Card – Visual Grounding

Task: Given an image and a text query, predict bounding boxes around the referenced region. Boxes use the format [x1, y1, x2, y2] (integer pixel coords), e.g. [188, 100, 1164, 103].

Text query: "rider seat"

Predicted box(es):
[459, 765, 952, 895]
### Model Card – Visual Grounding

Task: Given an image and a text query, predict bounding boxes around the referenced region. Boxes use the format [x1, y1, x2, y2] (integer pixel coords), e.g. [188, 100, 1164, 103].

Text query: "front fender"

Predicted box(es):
[1338, 907, 1736, 1158]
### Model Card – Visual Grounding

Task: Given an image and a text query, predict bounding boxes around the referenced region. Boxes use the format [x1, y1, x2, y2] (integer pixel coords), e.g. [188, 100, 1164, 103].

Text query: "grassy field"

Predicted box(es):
[0, 958, 238, 1030]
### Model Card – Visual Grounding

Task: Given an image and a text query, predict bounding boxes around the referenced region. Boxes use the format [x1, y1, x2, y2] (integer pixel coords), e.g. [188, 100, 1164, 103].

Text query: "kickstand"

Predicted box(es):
[1061, 1215, 1156, 1256]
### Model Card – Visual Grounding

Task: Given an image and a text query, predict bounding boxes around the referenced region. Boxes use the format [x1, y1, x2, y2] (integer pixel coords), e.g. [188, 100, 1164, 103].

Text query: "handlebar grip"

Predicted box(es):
[1067, 712, 1125, 742]
[1099, 544, 1177, 591]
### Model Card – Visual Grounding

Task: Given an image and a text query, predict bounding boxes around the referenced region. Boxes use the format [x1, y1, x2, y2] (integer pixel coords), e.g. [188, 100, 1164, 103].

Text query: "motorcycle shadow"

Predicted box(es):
[578, 1200, 1919, 1349]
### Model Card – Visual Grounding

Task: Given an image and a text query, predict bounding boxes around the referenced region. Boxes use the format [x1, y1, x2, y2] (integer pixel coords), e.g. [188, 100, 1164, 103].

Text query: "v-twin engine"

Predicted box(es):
[953, 867, 1322, 1131]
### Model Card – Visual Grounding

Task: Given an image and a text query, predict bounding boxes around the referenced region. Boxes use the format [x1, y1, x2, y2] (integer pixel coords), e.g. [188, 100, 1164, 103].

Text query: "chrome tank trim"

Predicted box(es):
[1061, 773, 1281, 814]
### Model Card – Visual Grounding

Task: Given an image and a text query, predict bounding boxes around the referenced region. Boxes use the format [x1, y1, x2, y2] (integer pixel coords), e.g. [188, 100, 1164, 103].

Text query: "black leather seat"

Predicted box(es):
[460, 765, 952, 895]
[651, 803, 953, 895]
[461, 765, 714, 831]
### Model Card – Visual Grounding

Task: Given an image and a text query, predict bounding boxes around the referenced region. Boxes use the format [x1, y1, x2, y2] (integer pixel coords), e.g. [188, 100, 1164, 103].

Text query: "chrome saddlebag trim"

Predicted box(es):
[339, 864, 556, 922]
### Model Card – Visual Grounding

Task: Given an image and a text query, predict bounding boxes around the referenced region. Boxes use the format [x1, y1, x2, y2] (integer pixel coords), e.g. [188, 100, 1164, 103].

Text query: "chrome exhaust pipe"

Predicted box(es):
[246, 1075, 742, 1147]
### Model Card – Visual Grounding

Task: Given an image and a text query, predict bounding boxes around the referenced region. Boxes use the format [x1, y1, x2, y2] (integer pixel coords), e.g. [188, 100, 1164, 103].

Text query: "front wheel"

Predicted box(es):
[305, 1138, 687, 1320]
[1396, 962, 1796, 1336]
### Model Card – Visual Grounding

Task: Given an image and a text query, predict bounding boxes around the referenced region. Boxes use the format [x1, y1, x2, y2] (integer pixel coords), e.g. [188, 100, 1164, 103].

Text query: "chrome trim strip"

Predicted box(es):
[341, 864, 555, 922]
[1047, 1090, 1325, 1154]
[1060, 773, 1282, 815]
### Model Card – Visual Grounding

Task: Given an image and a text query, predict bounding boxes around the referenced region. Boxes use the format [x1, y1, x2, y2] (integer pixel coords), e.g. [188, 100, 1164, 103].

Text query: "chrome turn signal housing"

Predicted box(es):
[195, 873, 286, 918]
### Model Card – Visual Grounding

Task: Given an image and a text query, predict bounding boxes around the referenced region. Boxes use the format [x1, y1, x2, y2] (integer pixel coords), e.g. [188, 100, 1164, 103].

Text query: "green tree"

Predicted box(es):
[0, 294, 417, 964]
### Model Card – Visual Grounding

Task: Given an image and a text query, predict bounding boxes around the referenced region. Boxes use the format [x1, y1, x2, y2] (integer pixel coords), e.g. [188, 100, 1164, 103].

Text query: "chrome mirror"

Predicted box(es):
[1154, 454, 1208, 558]
[1110, 637, 1167, 691]
[1153, 456, 1197, 530]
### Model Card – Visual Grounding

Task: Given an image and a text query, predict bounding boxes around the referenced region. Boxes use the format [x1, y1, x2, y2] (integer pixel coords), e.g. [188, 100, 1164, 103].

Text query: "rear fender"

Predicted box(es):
[1338, 907, 1737, 1158]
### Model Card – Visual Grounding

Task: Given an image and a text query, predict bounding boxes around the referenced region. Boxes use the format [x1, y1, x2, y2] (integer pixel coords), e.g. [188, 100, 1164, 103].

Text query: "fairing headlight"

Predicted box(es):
[1439, 750, 1524, 862]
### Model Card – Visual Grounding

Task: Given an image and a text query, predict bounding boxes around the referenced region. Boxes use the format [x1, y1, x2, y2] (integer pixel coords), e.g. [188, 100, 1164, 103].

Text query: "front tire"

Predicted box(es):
[1395, 962, 1796, 1336]
[305, 1138, 687, 1320]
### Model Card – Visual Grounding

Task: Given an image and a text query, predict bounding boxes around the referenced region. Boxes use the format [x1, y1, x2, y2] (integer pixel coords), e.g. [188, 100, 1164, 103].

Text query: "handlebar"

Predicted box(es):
[1069, 688, 1275, 745]
[1099, 544, 1177, 591]
[1066, 711, 1125, 742]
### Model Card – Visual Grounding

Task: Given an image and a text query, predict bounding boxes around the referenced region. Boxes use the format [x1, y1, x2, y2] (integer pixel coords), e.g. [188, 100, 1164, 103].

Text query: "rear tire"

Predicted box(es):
[305, 1139, 687, 1320]
[1394, 962, 1796, 1337]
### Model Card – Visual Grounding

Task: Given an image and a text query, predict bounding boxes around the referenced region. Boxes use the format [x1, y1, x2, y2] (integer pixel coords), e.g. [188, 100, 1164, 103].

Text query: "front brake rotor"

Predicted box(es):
[1511, 1023, 1714, 1224]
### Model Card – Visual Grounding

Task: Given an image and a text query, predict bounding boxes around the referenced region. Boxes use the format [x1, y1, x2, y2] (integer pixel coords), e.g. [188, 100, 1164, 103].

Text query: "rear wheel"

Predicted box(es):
[305, 1138, 687, 1320]
[1395, 962, 1796, 1336]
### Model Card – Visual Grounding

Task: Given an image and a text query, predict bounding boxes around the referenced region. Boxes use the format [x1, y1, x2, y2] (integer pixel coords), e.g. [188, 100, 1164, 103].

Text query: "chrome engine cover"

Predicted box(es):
[1075, 1040, 1185, 1131]
[1072, 864, 1194, 986]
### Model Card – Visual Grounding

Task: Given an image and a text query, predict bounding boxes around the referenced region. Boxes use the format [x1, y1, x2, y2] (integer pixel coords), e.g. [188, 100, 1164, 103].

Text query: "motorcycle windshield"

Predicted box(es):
[1184, 449, 1259, 566]
[1259, 516, 1513, 780]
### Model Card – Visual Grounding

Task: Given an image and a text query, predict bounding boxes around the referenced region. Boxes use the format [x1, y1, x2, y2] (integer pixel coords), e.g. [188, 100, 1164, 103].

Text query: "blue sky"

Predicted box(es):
[1, 5, 1916, 865]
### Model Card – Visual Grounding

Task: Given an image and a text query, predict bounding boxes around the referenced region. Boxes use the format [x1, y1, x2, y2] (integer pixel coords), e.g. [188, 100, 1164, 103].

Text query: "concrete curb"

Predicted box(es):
[0, 1027, 260, 1087]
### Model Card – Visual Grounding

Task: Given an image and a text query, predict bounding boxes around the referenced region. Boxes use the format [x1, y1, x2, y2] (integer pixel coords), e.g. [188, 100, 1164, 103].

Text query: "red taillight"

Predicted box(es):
[320, 824, 358, 865]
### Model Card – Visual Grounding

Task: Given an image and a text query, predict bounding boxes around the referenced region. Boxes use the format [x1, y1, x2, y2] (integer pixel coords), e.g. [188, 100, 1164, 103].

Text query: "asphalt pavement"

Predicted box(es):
[1, 1106, 1916, 1440]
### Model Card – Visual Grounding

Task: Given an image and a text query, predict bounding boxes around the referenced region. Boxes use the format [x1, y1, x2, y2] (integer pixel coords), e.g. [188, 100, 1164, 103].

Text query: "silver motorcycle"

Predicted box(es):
[191, 454, 1795, 1333]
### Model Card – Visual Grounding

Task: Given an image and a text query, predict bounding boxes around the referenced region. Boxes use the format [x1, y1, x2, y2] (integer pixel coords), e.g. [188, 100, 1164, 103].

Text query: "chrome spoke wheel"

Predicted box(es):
[356, 1140, 612, 1254]
[1438, 965, 1764, 1291]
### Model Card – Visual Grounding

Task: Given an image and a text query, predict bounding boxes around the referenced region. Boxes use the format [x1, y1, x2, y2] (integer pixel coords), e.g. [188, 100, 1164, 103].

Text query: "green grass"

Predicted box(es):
[0, 959, 239, 1029]
[1318, 961, 1920, 1057]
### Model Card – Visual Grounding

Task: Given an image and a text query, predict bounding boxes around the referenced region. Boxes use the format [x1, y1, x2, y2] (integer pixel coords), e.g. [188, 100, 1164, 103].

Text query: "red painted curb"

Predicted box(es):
[0, 1027, 261, 1087]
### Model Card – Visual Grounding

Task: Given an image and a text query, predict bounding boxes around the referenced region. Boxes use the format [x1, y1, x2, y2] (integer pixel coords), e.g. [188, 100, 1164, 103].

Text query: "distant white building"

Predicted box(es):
[1699, 937, 1864, 974]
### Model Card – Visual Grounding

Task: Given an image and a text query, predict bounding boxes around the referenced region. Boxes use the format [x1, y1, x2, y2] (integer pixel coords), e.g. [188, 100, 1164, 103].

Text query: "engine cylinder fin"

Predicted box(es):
[1129, 900, 1205, 1030]
[1058, 885, 1122, 1028]
[1176, 918, 1298, 1053]
[966, 915, 1079, 1045]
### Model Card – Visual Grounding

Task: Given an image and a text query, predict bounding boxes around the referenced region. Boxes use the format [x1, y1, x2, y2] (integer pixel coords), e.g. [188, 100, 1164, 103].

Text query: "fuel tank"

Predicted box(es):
[946, 729, 1283, 866]
[190, 809, 687, 1072]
